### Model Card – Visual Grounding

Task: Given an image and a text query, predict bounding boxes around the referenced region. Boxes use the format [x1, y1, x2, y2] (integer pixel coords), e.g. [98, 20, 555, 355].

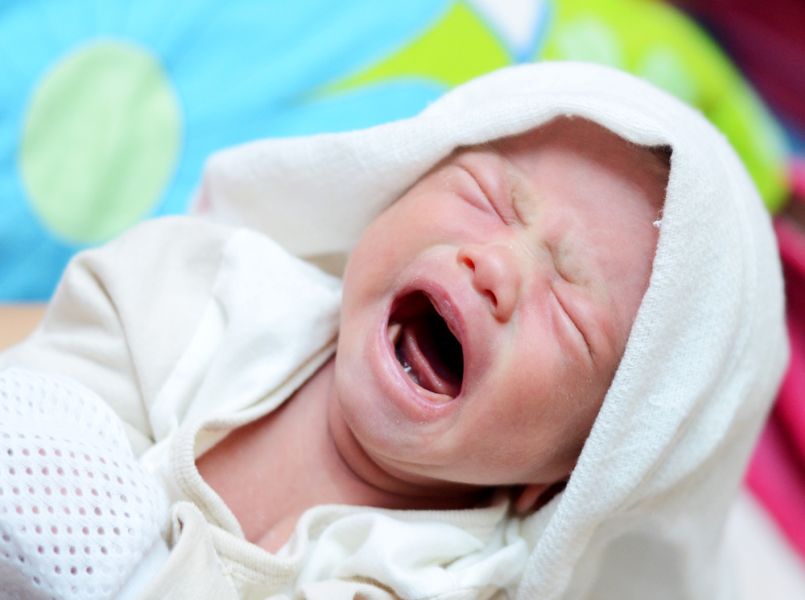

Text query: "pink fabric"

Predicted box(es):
[673, 0, 805, 131]
[747, 161, 805, 558]
[792, 159, 805, 196]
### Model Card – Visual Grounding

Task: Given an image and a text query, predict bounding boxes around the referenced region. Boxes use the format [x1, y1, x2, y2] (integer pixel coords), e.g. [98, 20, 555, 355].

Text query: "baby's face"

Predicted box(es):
[334, 118, 666, 491]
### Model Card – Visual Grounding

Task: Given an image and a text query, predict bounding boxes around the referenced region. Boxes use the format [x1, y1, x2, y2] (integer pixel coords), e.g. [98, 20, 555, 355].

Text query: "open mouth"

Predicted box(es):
[387, 291, 464, 401]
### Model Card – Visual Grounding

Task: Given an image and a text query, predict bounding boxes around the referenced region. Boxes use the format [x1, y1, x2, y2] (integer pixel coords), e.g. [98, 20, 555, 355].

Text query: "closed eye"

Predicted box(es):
[552, 283, 593, 360]
[453, 164, 508, 223]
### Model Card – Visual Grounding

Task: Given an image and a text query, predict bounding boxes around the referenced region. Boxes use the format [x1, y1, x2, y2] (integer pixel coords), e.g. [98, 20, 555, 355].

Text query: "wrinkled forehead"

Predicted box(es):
[487, 117, 671, 191]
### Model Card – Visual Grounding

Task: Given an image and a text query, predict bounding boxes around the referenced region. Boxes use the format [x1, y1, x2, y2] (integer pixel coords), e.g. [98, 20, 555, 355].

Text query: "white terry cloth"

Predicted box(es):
[194, 62, 788, 599]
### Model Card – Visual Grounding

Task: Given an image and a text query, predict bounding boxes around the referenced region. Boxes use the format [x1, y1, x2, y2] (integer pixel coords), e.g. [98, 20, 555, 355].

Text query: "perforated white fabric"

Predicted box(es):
[0, 368, 168, 600]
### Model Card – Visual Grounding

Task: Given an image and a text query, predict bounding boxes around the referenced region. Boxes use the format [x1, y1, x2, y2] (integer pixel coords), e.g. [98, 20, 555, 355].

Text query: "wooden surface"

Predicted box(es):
[0, 305, 46, 351]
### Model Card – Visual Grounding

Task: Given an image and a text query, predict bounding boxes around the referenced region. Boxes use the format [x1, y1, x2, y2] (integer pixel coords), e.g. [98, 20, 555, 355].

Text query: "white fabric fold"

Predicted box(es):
[192, 62, 788, 599]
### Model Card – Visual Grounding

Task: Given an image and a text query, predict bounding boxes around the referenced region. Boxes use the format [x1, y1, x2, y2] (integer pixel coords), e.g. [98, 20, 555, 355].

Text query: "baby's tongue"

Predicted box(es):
[398, 318, 461, 398]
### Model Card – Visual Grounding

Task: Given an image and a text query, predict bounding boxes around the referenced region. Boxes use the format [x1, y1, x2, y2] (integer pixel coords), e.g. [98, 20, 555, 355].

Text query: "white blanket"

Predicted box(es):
[194, 62, 788, 599]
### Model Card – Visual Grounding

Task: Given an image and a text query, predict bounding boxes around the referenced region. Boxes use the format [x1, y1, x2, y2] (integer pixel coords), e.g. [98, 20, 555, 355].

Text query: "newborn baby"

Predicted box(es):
[196, 117, 667, 551]
[0, 62, 786, 600]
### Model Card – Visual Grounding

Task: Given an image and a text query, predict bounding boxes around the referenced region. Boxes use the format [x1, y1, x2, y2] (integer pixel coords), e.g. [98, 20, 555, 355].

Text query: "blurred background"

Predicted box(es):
[1, 0, 803, 594]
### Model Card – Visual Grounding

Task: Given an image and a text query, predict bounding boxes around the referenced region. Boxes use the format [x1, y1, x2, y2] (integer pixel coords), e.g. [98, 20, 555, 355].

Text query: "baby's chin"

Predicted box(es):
[332, 354, 457, 460]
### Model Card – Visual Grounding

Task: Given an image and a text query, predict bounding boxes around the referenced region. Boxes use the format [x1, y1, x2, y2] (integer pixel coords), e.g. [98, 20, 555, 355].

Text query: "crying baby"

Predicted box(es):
[196, 115, 669, 550]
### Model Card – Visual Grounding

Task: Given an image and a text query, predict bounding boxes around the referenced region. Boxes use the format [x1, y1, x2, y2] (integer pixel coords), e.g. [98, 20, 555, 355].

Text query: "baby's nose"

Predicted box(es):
[457, 243, 521, 322]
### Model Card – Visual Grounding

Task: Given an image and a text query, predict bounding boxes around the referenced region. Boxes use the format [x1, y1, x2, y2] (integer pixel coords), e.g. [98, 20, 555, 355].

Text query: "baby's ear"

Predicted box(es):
[512, 481, 568, 514]
[513, 483, 548, 514]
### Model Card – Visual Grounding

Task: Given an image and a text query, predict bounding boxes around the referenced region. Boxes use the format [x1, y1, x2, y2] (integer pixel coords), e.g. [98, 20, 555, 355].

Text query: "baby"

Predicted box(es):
[0, 62, 786, 600]
[196, 117, 667, 550]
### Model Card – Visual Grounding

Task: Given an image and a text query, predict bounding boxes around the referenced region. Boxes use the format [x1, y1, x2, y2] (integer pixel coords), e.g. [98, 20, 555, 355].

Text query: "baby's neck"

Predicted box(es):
[196, 358, 489, 553]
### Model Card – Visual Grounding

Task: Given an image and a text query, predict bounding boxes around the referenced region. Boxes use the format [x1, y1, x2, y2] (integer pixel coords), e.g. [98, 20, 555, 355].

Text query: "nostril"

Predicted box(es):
[460, 255, 475, 271]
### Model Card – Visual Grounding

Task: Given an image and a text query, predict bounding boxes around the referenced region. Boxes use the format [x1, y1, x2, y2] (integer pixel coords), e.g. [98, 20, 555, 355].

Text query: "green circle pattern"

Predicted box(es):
[20, 40, 181, 244]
